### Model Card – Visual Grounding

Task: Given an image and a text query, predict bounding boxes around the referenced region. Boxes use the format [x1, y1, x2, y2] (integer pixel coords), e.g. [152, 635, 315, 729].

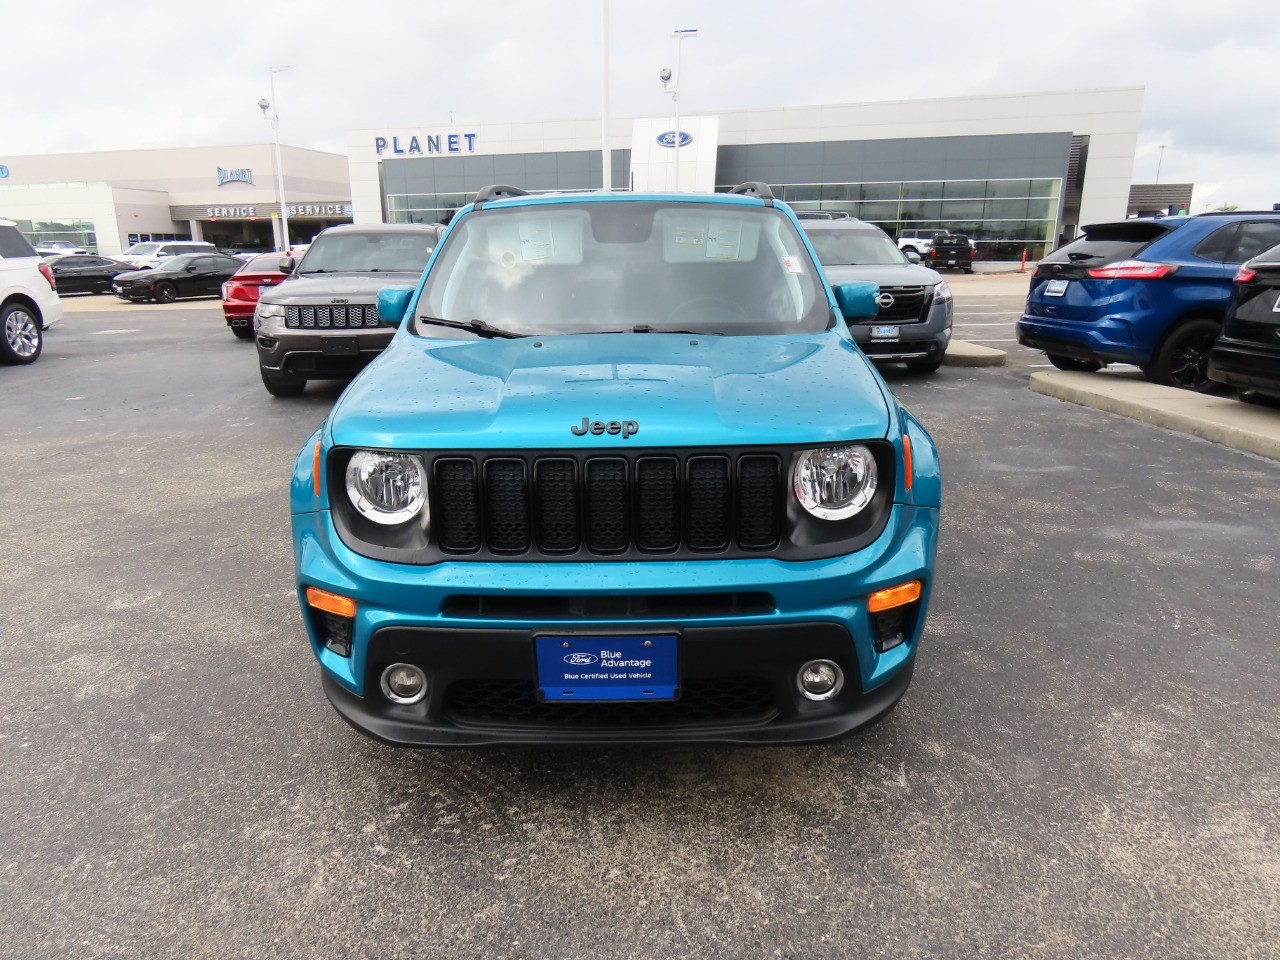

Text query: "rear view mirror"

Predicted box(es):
[905, 250, 921, 264]
[833, 281, 880, 321]
[277, 257, 295, 274]
[377, 286, 415, 326]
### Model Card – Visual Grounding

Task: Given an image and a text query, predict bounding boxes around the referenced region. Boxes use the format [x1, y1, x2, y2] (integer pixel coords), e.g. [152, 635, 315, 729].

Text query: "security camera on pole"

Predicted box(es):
[257, 65, 291, 252]
[659, 28, 697, 192]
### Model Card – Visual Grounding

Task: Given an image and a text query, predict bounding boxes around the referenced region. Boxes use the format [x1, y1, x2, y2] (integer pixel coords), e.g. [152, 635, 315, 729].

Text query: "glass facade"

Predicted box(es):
[8, 218, 98, 252]
[386, 192, 473, 225]
[719, 178, 1063, 260]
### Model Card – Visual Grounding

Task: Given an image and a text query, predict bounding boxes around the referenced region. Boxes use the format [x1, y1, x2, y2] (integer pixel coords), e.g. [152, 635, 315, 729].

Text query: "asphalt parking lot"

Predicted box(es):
[2, 290, 1278, 959]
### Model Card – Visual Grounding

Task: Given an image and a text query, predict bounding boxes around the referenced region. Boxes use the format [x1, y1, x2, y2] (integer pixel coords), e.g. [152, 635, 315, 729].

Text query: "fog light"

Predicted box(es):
[797, 659, 844, 701]
[380, 663, 428, 705]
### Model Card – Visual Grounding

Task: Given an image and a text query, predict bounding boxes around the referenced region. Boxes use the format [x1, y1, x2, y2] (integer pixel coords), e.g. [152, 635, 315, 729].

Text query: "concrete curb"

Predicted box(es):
[1030, 370, 1280, 461]
[945, 340, 1006, 367]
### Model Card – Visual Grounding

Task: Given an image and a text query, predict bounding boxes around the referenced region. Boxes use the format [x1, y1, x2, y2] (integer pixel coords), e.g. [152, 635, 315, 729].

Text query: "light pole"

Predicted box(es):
[600, 0, 612, 192]
[1155, 144, 1167, 184]
[258, 65, 291, 251]
[659, 28, 697, 191]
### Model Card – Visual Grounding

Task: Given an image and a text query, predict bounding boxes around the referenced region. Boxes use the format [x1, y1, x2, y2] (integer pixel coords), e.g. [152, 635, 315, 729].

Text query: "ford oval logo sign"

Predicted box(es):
[656, 131, 693, 148]
[0, 164, 9, 178]
[564, 653, 599, 665]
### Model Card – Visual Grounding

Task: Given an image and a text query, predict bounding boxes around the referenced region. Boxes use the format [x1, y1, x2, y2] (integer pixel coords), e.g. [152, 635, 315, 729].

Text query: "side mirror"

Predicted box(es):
[278, 256, 295, 274]
[833, 281, 880, 321]
[905, 250, 922, 264]
[377, 286, 415, 326]
[184, 264, 198, 272]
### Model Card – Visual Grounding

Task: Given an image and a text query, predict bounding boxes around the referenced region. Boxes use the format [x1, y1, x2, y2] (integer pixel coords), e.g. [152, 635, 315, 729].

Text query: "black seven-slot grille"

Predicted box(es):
[873, 286, 933, 324]
[432, 452, 784, 557]
[285, 304, 380, 329]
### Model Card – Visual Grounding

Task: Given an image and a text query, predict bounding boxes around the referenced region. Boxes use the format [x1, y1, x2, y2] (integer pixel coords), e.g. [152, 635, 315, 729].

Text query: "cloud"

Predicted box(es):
[2, 0, 1276, 208]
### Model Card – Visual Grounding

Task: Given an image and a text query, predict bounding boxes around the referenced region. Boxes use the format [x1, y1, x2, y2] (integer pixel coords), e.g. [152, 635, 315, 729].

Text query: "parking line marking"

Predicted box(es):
[91, 329, 142, 335]
[954, 322, 1015, 326]
[957, 338, 1019, 343]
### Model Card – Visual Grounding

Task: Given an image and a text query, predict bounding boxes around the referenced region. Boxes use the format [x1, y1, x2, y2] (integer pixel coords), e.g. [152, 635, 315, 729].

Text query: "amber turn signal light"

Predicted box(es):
[902, 435, 913, 491]
[313, 441, 322, 496]
[306, 586, 356, 618]
[868, 580, 922, 613]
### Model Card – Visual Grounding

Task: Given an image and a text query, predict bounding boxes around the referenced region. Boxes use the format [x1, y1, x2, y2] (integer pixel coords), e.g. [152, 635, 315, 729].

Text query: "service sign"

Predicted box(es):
[205, 206, 257, 218]
[287, 203, 354, 218]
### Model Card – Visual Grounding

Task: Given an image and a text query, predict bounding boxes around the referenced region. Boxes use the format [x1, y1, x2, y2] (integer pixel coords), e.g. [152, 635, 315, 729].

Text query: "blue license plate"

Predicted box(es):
[872, 325, 899, 339]
[536, 634, 678, 701]
[1045, 279, 1069, 297]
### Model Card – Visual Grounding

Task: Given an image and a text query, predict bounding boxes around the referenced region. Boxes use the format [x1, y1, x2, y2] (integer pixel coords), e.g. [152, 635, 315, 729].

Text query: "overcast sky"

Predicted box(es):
[4, 0, 1276, 210]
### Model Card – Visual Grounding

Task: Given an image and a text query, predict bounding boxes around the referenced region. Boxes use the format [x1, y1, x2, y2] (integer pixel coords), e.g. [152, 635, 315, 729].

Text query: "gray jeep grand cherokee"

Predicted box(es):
[801, 214, 954, 374]
[254, 222, 443, 396]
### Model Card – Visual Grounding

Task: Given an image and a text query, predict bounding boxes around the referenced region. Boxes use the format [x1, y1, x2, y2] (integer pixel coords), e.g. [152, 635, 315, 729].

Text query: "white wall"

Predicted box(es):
[629, 116, 719, 193]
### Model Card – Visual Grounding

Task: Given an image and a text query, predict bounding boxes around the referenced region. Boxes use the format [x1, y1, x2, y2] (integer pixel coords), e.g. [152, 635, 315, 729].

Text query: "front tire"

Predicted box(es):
[905, 356, 944, 374]
[260, 366, 306, 397]
[1146, 317, 1221, 391]
[1047, 354, 1103, 372]
[152, 281, 177, 304]
[0, 303, 43, 365]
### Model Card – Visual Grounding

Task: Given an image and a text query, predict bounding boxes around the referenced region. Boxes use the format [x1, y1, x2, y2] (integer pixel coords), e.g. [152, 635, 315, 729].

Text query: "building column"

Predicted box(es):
[188, 219, 203, 241]
[271, 216, 284, 251]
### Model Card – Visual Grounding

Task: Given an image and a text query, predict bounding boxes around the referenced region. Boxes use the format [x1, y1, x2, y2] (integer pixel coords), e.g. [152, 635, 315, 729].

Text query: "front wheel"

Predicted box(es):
[260, 366, 306, 397]
[1047, 354, 1103, 372]
[152, 281, 177, 304]
[1146, 318, 1221, 391]
[231, 326, 255, 340]
[905, 356, 943, 374]
[0, 303, 43, 365]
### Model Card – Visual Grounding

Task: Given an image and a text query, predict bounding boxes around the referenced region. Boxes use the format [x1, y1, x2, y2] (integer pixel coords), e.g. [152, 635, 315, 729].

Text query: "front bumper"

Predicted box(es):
[293, 501, 939, 746]
[1208, 337, 1280, 397]
[849, 301, 952, 364]
[256, 318, 394, 381]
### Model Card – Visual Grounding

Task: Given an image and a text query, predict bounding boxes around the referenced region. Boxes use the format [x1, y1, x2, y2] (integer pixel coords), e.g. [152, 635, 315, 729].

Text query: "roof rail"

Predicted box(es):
[1191, 209, 1280, 217]
[473, 184, 529, 209]
[795, 210, 853, 221]
[728, 181, 775, 205]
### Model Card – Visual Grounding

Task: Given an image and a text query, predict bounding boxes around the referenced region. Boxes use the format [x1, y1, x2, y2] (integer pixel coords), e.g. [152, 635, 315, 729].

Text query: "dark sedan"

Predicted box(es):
[112, 253, 245, 303]
[46, 254, 134, 295]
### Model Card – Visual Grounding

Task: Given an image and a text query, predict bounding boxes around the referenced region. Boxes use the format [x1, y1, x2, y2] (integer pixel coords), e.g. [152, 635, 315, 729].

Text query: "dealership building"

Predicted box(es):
[0, 143, 351, 255]
[347, 86, 1144, 259]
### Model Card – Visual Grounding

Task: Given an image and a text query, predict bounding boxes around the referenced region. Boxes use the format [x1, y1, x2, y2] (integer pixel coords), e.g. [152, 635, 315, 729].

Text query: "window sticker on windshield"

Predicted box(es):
[782, 256, 804, 274]
[519, 222, 555, 262]
[673, 225, 706, 248]
[705, 219, 742, 260]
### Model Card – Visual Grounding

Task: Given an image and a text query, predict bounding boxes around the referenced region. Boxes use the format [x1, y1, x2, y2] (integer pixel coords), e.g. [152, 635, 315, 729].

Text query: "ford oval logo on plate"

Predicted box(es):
[656, 131, 693, 148]
[564, 653, 599, 665]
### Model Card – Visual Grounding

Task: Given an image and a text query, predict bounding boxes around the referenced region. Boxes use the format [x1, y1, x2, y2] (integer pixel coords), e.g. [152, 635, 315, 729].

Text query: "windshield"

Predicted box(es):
[416, 201, 828, 337]
[297, 231, 436, 274]
[807, 228, 908, 266]
[123, 243, 161, 255]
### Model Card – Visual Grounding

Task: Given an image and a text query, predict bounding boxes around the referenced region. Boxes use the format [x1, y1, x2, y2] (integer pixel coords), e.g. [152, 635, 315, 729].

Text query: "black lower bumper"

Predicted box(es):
[1208, 339, 1280, 397]
[321, 622, 915, 747]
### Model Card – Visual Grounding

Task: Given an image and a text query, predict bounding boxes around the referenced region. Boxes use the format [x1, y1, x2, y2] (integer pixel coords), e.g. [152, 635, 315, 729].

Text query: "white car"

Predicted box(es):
[113, 240, 218, 270]
[1, 219, 64, 365]
[35, 241, 89, 256]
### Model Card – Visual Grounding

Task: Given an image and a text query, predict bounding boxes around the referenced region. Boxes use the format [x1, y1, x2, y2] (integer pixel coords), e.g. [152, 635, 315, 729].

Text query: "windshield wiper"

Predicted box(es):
[1066, 253, 1102, 261]
[630, 325, 725, 335]
[418, 316, 525, 339]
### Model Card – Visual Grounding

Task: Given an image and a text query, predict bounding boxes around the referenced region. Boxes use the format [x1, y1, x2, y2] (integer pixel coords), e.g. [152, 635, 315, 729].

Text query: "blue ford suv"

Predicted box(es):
[1018, 213, 1280, 390]
[289, 183, 941, 747]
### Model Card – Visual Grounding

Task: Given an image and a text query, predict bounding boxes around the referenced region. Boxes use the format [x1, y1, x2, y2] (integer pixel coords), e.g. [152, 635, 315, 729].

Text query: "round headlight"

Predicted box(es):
[793, 445, 878, 520]
[345, 451, 427, 526]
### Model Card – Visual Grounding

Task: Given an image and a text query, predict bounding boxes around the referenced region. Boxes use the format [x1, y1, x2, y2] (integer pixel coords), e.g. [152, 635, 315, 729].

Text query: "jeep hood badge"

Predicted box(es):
[571, 417, 639, 439]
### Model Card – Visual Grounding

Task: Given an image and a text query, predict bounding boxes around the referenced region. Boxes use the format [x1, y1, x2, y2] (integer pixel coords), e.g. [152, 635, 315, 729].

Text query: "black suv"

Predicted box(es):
[253, 223, 444, 396]
[1208, 240, 1280, 402]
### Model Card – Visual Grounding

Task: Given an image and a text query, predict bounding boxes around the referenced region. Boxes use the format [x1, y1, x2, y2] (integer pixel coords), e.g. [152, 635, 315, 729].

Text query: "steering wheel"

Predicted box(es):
[667, 296, 749, 325]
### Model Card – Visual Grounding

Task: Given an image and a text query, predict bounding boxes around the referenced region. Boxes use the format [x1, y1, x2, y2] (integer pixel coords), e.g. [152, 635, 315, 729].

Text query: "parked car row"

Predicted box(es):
[1018, 211, 1280, 394]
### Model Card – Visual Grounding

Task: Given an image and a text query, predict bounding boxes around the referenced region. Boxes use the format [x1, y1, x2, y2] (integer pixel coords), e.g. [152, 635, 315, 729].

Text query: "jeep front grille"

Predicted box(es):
[285, 304, 380, 329]
[432, 451, 784, 557]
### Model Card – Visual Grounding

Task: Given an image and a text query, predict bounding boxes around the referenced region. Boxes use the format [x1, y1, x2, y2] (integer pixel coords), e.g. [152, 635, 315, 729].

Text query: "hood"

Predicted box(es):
[116, 268, 159, 281]
[260, 272, 423, 304]
[822, 263, 941, 287]
[329, 331, 891, 450]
